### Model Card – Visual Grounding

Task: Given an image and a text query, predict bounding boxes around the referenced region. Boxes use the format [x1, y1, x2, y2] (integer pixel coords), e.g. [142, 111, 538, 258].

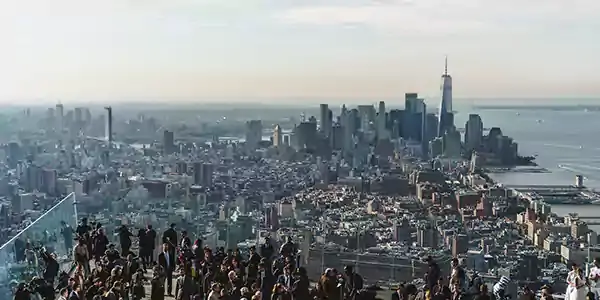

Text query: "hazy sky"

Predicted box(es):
[1, 0, 599, 103]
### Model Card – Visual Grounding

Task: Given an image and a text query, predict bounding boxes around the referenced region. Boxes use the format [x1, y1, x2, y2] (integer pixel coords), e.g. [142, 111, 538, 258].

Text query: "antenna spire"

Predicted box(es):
[444, 55, 448, 76]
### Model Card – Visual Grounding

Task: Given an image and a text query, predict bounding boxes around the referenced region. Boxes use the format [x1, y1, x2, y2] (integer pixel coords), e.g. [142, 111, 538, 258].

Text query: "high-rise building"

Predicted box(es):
[201, 163, 213, 187]
[273, 124, 282, 147]
[319, 104, 331, 138]
[403, 95, 426, 141]
[56, 103, 64, 132]
[465, 114, 484, 152]
[438, 56, 454, 136]
[292, 121, 317, 151]
[377, 101, 387, 140]
[163, 130, 174, 154]
[245, 120, 262, 149]
[104, 106, 113, 147]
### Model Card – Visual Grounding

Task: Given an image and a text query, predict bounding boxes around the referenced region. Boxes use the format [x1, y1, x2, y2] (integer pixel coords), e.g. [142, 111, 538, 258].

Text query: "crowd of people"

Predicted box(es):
[12, 218, 370, 300]
[10, 217, 578, 300]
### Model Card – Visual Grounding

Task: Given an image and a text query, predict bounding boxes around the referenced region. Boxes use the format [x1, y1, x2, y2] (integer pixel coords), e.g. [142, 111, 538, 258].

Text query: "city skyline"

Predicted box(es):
[1, 0, 600, 103]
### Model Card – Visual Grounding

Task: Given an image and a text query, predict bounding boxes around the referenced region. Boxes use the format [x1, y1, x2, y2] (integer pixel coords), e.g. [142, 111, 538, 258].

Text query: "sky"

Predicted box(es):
[0, 0, 599, 104]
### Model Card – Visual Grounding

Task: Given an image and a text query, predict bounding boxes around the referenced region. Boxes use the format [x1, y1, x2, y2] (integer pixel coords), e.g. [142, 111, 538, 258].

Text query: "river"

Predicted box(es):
[453, 104, 600, 230]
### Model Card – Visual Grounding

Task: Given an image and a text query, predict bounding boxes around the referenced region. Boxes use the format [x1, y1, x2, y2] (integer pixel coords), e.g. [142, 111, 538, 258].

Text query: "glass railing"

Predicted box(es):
[0, 192, 78, 298]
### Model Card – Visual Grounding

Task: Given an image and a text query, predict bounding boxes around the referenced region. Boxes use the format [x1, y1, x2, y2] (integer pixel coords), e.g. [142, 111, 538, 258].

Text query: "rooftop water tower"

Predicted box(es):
[575, 175, 584, 188]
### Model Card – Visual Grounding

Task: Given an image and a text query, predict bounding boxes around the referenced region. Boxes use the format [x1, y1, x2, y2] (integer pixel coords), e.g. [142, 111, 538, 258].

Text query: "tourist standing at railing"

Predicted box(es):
[60, 221, 74, 256]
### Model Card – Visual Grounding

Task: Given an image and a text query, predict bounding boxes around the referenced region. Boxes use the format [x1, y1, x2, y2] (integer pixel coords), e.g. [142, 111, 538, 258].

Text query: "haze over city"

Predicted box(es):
[1, 0, 600, 104]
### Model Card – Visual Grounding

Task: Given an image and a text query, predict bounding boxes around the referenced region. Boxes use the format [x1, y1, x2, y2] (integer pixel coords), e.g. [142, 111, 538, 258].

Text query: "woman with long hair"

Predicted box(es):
[567, 263, 587, 300]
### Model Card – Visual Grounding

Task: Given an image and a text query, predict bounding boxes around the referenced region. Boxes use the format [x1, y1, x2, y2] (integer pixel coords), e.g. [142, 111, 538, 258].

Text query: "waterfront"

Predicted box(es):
[454, 105, 600, 230]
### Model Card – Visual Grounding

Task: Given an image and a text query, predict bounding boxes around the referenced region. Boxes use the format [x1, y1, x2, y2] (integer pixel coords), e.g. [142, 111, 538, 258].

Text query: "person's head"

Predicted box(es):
[211, 283, 221, 292]
[451, 258, 459, 267]
[325, 268, 333, 277]
[81, 218, 87, 224]
[249, 246, 256, 254]
[60, 221, 66, 227]
[541, 285, 552, 295]
[344, 265, 353, 275]
[162, 243, 169, 252]
[284, 266, 291, 275]
[73, 282, 81, 293]
[572, 262, 579, 270]
[77, 237, 84, 245]
[127, 254, 133, 261]
[147, 224, 152, 230]
[182, 230, 187, 237]
[59, 288, 68, 298]
[170, 223, 176, 229]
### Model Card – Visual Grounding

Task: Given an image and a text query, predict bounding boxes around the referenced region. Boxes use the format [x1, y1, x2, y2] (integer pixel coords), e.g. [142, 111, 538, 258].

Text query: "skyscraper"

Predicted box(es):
[465, 114, 484, 152]
[245, 120, 262, 149]
[319, 104, 330, 138]
[438, 56, 454, 137]
[163, 130, 174, 154]
[104, 106, 112, 148]
[377, 101, 387, 140]
[56, 103, 64, 132]
[273, 124, 282, 147]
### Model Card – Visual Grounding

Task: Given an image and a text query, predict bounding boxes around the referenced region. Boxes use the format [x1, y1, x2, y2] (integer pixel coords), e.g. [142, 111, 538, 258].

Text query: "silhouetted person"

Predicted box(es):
[145, 225, 158, 263]
[116, 225, 133, 256]
[162, 223, 178, 256]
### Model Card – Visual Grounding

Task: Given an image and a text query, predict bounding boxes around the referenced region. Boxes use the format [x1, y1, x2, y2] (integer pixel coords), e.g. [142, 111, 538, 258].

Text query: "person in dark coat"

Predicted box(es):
[117, 225, 133, 256]
[41, 250, 59, 284]
[162, 223, 178, 252]
[158, 243, 176, 296]
[137, 228, 149, 269]
[146, 225, 158, 264]
[92, 228, 109, 262]
[151, 265, 165, 300]
[426, 256, 441, 290]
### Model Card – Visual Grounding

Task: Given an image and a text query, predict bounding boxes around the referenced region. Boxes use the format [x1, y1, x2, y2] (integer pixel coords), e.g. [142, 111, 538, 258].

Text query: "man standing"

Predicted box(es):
[158, 243, 175, 296]
[145, 224, 158, 264]
[589, 258, 600, 299]
[162, 223, 178, 255]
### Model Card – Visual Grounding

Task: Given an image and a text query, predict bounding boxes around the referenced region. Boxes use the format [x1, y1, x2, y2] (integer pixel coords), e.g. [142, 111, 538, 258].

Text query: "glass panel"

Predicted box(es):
[0, 193, 78, 299]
